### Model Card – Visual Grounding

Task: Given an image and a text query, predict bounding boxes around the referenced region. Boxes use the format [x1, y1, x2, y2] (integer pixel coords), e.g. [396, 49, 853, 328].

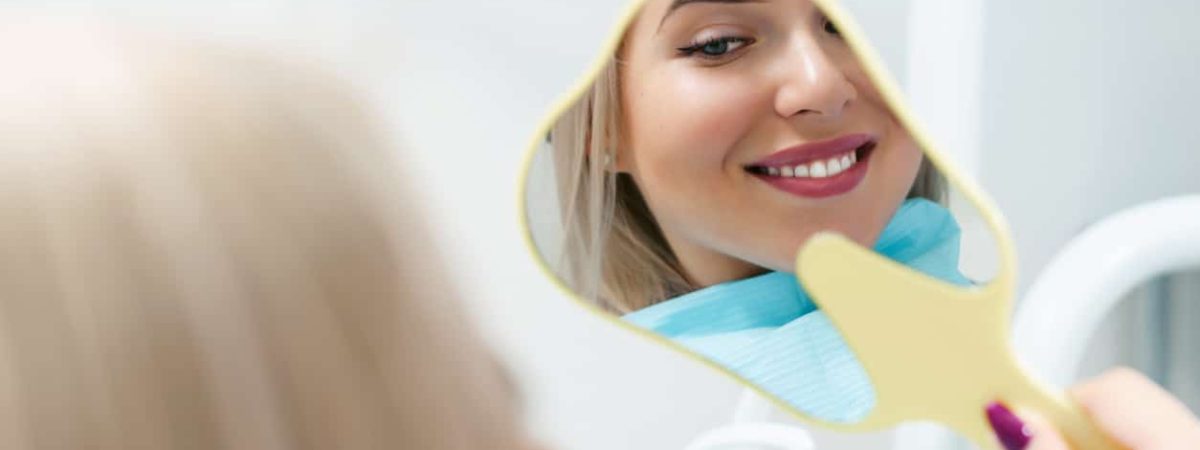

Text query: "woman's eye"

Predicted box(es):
[677, 36, 754, 59]
[822, 18, 841, 36]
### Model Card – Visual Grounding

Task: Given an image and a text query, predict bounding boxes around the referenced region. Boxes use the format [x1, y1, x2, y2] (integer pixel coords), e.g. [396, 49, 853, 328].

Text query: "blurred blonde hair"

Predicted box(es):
[551, 57, 944, 314]
[0, 19, 530, 450]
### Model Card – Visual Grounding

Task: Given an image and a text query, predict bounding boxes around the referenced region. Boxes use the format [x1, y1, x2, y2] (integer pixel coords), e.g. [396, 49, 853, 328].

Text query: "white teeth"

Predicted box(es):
[760, 150, 859, 178]
[827, 158, 843, 176]
[810, 161, 828, 178]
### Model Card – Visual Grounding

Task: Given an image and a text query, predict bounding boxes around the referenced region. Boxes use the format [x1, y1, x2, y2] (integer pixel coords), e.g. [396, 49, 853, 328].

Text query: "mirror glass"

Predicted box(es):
[523, 0, 1000, 424]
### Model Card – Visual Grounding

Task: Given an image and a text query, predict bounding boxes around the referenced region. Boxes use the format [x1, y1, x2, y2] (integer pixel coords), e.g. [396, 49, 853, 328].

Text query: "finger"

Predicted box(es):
[1020, 409, 1072, 450]
[1071, 367, 1200, 448]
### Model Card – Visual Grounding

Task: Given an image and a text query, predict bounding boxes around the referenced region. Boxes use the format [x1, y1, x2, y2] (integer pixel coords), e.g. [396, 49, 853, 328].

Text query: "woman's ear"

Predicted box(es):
[612, 128, 633, 173]
[586, 133, 630, 174]
[590, 149, 626, 174]
[581, 132, 617, 173]
[610, 149, 632, 173]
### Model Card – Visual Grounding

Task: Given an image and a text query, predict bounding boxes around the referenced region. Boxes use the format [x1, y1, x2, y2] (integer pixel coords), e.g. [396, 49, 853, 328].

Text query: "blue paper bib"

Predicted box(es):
[624, 199, 971, 422]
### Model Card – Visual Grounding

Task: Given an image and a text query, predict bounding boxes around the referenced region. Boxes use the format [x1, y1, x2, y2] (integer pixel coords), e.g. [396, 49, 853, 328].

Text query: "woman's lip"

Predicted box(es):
[749, 145, 873, 199]
[748, 133, 875, 168]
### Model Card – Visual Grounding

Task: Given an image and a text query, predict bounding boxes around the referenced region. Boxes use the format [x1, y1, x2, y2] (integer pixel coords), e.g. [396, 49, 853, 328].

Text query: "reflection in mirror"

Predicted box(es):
[524, 0, 998, 424]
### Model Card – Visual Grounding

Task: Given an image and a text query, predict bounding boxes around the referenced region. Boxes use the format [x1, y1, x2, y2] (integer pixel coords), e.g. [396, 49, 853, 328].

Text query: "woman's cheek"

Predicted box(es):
[890, 139, 925, 187]
[669, 72, 765, 142]
[635, 80, 757, 178]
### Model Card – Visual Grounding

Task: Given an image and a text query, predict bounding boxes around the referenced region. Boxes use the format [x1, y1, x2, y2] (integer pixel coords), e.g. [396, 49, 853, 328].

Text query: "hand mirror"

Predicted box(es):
[520, 0, 1120, 448]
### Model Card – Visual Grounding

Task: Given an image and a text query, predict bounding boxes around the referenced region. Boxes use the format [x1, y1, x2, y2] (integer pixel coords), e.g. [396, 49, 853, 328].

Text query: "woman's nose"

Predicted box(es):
[773, 39, 858, 120]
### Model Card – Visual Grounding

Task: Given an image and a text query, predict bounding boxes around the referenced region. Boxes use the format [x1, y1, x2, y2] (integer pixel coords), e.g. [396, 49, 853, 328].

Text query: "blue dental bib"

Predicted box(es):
[624, 199, 971, 422]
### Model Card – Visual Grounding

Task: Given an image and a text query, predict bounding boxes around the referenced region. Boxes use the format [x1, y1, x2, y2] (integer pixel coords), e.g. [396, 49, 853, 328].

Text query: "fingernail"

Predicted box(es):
[986, 402, 1033, 450]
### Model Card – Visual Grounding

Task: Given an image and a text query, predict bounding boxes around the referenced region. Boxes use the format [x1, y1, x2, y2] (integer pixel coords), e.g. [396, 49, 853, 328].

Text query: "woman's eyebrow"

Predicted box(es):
[657, 0, 767, 32]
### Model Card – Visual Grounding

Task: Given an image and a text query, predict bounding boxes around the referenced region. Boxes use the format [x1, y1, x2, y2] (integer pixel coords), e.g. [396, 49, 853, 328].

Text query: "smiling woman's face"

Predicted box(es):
[616, 0, 924, 286]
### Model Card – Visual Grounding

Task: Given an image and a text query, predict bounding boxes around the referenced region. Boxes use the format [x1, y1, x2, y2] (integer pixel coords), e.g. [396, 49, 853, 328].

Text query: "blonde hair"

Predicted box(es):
[551, 58, 944, 314]
[0, 19, 530, 450]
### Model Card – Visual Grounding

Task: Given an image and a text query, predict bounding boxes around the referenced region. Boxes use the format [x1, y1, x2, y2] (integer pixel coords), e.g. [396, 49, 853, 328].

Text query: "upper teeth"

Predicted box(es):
[762, 151, 858, 178]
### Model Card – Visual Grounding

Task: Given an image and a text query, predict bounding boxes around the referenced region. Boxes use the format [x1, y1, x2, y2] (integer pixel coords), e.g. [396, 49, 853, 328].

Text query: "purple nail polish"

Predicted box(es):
[986, 402, 1033, 450]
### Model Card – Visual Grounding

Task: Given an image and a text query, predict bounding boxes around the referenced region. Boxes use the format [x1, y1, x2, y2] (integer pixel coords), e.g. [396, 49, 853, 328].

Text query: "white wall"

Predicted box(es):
[979, 0, 1200, 292]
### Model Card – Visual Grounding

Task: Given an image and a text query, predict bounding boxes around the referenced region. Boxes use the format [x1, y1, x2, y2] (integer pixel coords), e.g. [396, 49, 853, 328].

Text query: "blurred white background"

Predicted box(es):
[5, 0, 1197, 448]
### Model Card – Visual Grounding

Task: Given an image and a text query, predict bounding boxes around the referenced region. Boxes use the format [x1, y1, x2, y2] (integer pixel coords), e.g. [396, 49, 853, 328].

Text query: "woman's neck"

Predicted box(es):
[664, 235, 771, 288]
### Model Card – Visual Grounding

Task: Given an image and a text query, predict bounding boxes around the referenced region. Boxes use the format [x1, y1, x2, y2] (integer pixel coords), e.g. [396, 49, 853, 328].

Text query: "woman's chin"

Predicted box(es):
[752, 255, 796, 275]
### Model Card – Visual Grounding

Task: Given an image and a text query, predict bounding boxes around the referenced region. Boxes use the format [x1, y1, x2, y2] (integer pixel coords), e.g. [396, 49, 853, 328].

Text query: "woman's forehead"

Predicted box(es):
[632, 0, 817, 33]
[660, 0, 775, 17]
